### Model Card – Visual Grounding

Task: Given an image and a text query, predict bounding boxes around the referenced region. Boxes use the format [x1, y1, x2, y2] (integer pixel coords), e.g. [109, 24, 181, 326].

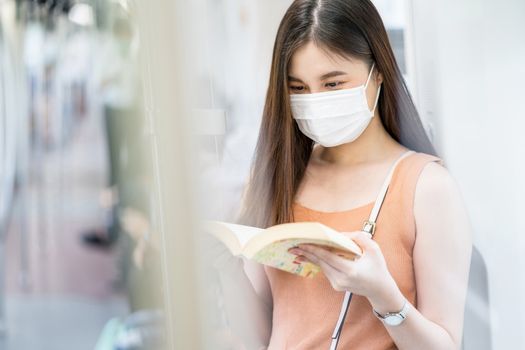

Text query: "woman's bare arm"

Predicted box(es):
[374, 161, 472, 349]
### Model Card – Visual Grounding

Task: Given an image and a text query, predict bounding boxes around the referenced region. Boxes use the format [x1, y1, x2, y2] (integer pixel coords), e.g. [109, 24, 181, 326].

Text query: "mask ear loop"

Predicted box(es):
[365, 63, 381, 115]
[364, 62, 376, 89]
[371, 84, 382, 114]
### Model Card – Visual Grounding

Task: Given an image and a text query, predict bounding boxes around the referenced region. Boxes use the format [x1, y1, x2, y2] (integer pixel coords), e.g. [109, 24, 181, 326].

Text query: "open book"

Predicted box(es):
[203, 221, 362, 278]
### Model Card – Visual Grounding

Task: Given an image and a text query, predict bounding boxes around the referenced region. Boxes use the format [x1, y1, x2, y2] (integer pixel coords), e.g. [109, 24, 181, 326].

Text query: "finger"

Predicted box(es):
[298, 244, 354, 270]
[298, 250, 350, 291]
[342, 231, 380, 253]
[298, 248, 344, 276]
[295, 246, 349, 275]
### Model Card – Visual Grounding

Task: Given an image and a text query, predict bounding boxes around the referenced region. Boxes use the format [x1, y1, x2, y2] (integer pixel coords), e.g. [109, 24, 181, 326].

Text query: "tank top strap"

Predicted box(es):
[387, 151, 444, 216]
[390, 151, 443, 182]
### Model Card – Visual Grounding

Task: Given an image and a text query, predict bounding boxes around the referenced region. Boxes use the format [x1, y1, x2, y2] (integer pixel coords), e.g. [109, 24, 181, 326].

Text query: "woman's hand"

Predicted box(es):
[288, 231, 404, 313]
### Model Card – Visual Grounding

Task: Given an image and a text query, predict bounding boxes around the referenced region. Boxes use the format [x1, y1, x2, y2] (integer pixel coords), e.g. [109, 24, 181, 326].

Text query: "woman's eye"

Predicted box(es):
[325, 81, 343, 88]
[289, 86, 305, 92]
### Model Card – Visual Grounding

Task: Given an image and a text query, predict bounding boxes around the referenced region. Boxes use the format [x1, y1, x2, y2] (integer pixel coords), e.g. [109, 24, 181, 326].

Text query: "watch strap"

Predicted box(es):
[372, 298, 409, 322]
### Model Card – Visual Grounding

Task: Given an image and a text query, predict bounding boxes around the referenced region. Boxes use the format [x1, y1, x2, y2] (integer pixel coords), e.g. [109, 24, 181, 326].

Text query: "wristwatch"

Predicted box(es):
[372, 298, 409, 326]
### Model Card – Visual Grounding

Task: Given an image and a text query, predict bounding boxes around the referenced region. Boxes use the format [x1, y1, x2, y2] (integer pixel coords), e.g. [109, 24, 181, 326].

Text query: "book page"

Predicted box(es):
[243, 222, 361, 258]
[221, 222, 264, 248]
[251, 237, 360, 278]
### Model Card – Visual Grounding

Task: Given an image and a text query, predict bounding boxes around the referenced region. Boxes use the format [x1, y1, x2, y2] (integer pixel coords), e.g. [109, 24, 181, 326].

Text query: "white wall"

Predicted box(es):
[410, 0, 525, 348]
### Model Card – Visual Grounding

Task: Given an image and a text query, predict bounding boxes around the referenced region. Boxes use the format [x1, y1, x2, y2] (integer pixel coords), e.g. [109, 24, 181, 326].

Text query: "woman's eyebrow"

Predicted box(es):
[287, 71, 348, 83]
[319, 70, 348, 80]
[288, 75, 303, 83]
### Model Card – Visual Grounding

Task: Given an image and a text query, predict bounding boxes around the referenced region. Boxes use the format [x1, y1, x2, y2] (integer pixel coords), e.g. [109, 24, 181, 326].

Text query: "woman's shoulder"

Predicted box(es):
[407, 150, 444, 166]
[412, 154, 466, 224]
[411, 150, 450, 192]
[416, 160, 455, 198]
[389, 149, 443, 190]
[396, 150, 445, 182]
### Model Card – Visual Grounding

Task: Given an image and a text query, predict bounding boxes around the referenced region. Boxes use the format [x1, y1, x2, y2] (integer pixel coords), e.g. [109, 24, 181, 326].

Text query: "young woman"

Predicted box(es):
[233, 0, 472, 349]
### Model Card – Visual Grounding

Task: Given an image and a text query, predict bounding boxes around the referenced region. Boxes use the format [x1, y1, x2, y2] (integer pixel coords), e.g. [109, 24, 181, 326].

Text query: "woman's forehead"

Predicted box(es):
[288, 42, 365, 80]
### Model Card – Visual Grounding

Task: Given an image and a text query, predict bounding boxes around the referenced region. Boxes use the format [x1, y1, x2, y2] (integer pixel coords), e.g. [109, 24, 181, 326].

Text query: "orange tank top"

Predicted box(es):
[264, 151, 443, 350]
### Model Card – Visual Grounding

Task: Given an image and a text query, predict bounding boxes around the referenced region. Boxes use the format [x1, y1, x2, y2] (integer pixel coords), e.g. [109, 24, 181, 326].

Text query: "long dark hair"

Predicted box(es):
[237, 0, 437, 228]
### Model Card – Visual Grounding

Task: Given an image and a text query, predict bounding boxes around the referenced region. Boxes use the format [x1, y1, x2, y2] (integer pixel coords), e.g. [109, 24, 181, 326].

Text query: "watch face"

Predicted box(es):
[384, 314, 404, 326]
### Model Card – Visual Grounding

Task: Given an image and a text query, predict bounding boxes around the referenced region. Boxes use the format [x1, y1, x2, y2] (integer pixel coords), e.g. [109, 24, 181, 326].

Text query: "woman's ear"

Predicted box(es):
[376, 71, 384, 86]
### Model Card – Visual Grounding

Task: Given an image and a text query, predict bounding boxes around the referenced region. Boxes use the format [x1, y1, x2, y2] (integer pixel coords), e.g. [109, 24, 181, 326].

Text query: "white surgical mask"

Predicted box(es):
[290, 63, 381, 147]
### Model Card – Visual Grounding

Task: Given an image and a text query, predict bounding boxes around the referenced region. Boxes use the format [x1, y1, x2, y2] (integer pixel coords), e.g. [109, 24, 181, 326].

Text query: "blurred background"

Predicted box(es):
[0, 0, 524, 349]
[0, 0, 165, 349]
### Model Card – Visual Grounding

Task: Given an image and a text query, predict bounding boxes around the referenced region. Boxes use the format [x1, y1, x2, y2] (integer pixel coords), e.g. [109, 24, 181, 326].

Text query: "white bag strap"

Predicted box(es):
[330, 150, 415, 350]
[361, 150, 415, 237]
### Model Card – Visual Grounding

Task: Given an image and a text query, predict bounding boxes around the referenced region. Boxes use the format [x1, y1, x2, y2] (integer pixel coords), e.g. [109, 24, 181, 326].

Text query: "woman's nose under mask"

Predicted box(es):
[290, 63, 381, 147]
